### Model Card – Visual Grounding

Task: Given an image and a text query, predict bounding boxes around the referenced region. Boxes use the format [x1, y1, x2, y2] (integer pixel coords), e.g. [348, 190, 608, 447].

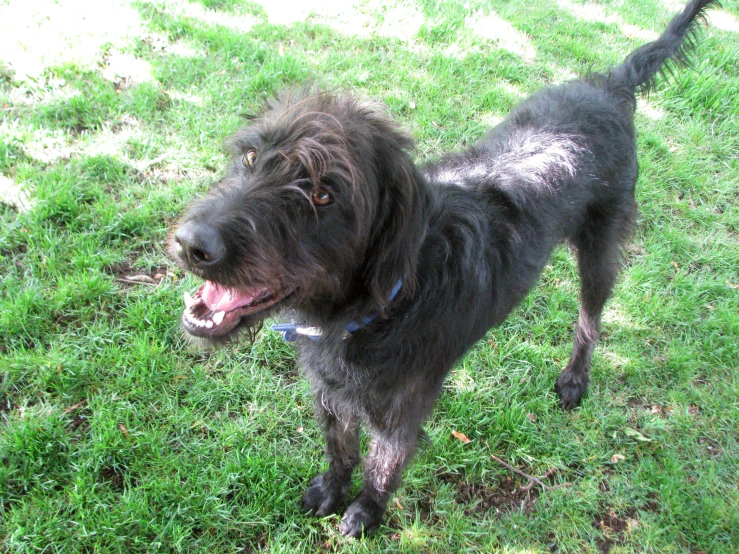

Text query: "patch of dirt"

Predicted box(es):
[626, 397, 650, 409]
[65, 414, 90, 439]
[1, 243, 27, 269]
[64, 400, 92, 441]
[690, 370, 710, 384]
[437, 470, 539, 516]
[642, 491, 660, 512]
[237, 533, 268, 553]
[593, 507, 638, 553]
[106, 252, 171, 290]
[99, 465, 136, 492]
[2, 335, 39, 353]
[415, 493, 442, 525]
[697, 437, 722, 457]
[0, 393, 13, 415]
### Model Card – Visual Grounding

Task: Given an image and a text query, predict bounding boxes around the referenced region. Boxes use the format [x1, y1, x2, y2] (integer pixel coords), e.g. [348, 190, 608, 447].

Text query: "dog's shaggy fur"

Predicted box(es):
[170, 0, 717, 537]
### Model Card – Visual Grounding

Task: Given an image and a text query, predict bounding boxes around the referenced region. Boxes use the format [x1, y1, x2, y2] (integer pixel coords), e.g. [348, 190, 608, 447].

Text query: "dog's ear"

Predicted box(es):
[361, 121, 431, 313]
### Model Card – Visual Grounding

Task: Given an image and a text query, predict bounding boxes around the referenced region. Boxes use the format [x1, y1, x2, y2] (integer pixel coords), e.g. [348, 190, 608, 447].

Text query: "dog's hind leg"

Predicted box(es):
[556, 200, 637, 409]
[301, 398, 361, 516]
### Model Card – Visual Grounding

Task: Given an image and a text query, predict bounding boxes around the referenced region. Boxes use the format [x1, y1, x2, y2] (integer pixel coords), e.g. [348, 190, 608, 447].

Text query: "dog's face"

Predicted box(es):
[169, 92, 430, 343]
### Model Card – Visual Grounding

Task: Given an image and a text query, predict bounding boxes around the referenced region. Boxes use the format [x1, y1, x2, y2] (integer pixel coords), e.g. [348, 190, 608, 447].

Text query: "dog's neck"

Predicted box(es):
[273, 278, 404, 342]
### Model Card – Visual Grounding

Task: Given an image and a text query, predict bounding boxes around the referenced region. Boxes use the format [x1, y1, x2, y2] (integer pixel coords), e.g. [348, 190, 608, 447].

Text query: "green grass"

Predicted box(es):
[1, 0, 738, 552]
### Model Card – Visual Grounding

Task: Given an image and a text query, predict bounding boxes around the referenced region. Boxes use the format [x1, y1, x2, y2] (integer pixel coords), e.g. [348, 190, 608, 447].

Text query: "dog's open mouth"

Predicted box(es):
[182, 281, 290, 338]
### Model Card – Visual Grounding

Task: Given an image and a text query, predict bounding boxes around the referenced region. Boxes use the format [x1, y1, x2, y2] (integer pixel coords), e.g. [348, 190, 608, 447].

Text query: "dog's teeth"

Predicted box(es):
[184, 312, 207, 328]
[205, 320, 214, 329]
[212, 311, 225, 325]
[184, 291, 195, 308]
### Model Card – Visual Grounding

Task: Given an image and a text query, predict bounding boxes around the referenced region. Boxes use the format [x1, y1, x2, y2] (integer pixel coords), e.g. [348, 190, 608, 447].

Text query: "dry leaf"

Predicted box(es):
[296, 426, 304, 433]
[728, 281, 739, 289]
[451, 430, 471, 443]
[154, 273, 165, 280]
[118, 424, 130, 437]
[611, 454, 626, 463]
[527, 413, 537, 422]
[394, 498, 403, 511]
[623, 428, 652, 442]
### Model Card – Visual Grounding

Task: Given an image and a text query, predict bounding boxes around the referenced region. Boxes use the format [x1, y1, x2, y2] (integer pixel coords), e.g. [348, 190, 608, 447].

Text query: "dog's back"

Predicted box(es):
[444, 0, 717, 206]
[422, 0, 719, 410]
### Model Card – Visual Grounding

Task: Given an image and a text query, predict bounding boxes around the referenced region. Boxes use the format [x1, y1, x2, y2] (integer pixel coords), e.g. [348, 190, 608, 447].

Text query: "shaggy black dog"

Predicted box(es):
[170, 0, 717, 537]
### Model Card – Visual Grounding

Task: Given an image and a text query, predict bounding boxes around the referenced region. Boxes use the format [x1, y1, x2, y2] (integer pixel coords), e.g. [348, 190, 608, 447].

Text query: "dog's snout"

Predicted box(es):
[174, 221, 226, 269]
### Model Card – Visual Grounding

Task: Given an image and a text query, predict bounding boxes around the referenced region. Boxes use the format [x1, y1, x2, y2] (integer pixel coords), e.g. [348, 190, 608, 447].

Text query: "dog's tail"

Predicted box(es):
[602, 0, 718, 98]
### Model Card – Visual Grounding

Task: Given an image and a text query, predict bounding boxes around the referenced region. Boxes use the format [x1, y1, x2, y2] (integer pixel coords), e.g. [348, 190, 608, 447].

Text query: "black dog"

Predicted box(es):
[170, 0, 716, 537]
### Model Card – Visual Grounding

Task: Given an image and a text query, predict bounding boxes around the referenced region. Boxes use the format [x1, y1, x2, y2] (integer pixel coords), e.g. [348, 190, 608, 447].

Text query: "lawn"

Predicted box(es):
[1, 0, 738, 552]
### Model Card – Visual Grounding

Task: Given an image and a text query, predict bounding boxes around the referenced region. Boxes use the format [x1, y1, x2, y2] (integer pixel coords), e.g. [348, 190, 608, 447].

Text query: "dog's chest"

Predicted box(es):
[299, 335, 392, 409]
[299, 337, 362, 386]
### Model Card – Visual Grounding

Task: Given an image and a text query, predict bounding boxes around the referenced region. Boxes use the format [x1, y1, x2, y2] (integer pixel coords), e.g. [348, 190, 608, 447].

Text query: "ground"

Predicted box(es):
[1, 0, 738, 552]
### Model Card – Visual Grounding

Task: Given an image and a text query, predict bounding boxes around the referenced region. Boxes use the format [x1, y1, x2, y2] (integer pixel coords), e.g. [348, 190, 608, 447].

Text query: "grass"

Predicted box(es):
[1, 0, 738, 552]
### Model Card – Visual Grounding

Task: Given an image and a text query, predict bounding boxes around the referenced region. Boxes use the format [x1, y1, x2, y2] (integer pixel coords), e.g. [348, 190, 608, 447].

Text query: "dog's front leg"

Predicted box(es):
[301, 397, 360, 517]
[339, 428, 418, 537]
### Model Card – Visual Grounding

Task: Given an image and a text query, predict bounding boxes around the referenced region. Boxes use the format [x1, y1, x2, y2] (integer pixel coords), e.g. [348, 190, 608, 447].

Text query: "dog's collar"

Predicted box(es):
[272, 278, 403, 342]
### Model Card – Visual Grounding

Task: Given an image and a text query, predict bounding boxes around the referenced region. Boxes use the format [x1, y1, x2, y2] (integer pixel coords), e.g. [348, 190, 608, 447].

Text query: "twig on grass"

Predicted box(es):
[115, 276, 158, 286]
[491, 454, 573, 492]
[62, 399, 87, 414]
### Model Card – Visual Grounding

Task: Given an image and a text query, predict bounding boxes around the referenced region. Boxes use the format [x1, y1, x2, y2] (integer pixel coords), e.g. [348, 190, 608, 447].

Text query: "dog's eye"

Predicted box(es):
[242, 149, 257, 168]
[311, 188, 333, 206]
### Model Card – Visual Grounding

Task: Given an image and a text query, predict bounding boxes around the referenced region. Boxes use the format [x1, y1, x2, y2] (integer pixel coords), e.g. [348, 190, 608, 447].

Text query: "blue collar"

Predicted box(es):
[272, 278, 403, 342]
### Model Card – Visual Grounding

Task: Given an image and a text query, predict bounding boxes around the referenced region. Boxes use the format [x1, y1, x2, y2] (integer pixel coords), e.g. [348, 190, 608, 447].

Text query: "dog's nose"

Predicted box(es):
[174, 221, 226, 268]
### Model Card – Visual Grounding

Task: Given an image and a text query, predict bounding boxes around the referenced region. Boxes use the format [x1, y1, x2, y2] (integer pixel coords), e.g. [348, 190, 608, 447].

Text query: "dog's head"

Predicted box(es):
[169, 90, 431, 342]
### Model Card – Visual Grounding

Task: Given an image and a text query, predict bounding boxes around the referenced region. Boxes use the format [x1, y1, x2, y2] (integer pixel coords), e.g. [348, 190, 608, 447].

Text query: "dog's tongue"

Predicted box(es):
[182, 281, 274, 338]
[201, 281, 259, 311]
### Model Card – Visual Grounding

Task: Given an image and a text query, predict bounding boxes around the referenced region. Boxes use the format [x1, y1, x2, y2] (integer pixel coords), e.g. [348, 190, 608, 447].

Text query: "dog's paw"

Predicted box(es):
[339, 497, 384, 538]
[554, 370, 589, 410]
[300, 474, 344, 517]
